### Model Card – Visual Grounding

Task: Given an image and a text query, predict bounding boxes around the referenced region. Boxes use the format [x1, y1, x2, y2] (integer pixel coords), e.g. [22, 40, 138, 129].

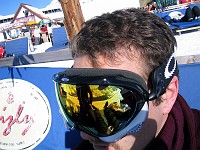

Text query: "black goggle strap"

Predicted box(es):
[149, 53, 178, 100]
[54, 68, 148, 92]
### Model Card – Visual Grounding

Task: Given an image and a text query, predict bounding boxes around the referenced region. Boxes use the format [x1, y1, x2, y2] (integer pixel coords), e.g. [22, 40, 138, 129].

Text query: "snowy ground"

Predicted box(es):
[29, 42, 53, 54]
[175, 29, 200, 57]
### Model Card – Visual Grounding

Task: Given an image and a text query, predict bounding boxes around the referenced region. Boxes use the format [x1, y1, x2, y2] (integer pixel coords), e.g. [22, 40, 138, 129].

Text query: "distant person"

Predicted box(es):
[163, 6, 200, 23]
[0, 45, 14, 58]
[40, 25, 48, 42]
[180, 0, 191, 4]
[22, 26, 34, 52]
[146, 1, 157, 12]
[192, 6, 200, 20]
[33, 26, 41, 45]
[10, 29, 16, 39]
[47, 23, 53, 45]
[0, 45, 5, 58]
[180, 6, 200, 22]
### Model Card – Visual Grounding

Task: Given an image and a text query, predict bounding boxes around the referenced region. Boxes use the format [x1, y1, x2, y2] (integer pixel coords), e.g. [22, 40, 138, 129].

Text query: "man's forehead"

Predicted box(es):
[74, 54, 147, 81]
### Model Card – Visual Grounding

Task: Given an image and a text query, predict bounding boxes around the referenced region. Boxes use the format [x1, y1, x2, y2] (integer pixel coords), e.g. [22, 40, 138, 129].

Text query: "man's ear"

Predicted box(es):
[161, 76, 179, 114]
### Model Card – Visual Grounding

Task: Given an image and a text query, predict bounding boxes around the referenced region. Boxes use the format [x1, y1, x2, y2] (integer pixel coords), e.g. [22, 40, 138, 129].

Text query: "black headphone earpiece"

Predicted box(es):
[149, 53, 178, 100]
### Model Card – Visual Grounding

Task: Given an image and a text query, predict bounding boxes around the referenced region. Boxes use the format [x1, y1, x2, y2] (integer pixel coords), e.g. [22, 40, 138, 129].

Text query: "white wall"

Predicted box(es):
[80, 0, 140, 21]
[0, 33, 5, 42]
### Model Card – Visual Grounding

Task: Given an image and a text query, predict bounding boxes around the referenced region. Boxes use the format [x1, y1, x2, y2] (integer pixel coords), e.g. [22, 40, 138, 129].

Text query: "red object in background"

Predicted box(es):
[180, 0, 191, 4]
[0, 45, 5, 58]
[41, 25, 48, 35]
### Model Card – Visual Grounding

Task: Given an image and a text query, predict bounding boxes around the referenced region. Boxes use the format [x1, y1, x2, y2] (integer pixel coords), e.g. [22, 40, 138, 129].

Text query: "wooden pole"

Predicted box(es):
[59, 0, 85, 43]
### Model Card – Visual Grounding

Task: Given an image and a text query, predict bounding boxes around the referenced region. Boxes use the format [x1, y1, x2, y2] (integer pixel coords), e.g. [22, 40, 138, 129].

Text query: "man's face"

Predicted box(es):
[73, 54, 166, 150]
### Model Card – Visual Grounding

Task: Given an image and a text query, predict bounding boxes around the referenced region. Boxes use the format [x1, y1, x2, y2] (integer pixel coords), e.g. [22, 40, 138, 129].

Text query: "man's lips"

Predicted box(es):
[89, 138, 114, 150]
[90, 141, 111, 150]
[93, 144, 110, 150]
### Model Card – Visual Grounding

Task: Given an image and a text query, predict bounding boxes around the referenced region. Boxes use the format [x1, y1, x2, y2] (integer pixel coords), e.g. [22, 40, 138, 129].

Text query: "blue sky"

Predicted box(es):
[0, 0, 52, 16]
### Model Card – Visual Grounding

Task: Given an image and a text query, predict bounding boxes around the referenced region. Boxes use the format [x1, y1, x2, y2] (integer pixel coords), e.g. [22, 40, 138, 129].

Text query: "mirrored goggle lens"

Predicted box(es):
[55, 83, 146, 137]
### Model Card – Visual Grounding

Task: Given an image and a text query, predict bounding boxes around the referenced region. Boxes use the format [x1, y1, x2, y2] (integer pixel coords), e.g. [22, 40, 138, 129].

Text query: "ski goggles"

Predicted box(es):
[53, 68, 149, 143]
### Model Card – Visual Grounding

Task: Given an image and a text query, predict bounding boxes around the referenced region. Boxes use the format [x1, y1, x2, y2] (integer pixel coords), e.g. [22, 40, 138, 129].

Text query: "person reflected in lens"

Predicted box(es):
[76, 85, 110, 134]
[76, 85, 95, 125]
[104, 101, 122, 132]
[56, 8, 200, 150]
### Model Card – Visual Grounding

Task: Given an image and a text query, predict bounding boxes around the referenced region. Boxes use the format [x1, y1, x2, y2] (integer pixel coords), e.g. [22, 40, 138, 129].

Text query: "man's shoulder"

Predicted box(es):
[191, 108, 200, 128]
[191, 108, 200, 149]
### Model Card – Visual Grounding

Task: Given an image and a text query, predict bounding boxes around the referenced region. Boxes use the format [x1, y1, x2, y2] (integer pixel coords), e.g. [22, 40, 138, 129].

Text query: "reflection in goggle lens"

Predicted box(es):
[57, 83, 143, 137]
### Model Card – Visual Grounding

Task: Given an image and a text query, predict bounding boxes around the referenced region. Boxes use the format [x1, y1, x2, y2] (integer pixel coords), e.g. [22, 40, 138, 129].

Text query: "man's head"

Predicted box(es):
[72, 8, 176, 79]
[56, 8, 179, 149]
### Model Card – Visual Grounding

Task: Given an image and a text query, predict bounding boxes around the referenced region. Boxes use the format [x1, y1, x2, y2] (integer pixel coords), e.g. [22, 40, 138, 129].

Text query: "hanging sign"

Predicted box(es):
[0, 79, 52, 150]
